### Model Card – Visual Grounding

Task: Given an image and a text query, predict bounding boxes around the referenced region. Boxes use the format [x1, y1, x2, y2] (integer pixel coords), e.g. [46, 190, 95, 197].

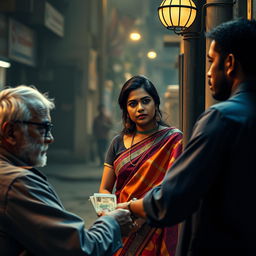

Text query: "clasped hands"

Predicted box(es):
[99, 199, 144, 237]
[116, 199, 146, 233]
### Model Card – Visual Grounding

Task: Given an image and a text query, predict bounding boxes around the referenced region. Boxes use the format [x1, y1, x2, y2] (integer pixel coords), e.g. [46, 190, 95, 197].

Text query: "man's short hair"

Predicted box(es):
[206, 18, 256, 76]
[0, 85, 55, 131]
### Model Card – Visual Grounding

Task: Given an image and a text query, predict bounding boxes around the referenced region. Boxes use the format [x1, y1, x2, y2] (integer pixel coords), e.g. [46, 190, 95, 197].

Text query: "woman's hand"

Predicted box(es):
[116, 202, 130, 210]
[117, 198, 147, 218]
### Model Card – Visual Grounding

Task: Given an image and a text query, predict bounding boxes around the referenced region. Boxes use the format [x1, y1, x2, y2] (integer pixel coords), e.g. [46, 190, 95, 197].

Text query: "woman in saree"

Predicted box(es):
[99, 75, 182, 256]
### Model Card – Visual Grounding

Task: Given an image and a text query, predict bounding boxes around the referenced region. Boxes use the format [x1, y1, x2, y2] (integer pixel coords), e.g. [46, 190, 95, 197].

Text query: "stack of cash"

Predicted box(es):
[89, 193, 117, 213]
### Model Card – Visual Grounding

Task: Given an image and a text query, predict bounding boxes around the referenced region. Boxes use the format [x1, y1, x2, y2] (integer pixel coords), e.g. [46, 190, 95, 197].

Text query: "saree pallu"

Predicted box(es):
[114, 127, 183, 256]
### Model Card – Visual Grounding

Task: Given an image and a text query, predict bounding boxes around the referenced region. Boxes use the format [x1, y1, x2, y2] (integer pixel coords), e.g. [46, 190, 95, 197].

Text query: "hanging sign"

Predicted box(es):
[8, 18, 36, 66]
[45, 2, 64, 37]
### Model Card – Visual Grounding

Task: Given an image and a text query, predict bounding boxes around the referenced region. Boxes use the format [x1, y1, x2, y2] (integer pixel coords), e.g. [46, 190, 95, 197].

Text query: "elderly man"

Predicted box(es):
[120, 19, 256, 256]
[0, 85, 133, 255]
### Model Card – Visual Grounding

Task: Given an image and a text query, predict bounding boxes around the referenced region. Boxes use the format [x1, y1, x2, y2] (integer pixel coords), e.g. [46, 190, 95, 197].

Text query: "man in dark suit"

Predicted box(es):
[120, 19, 256, 255]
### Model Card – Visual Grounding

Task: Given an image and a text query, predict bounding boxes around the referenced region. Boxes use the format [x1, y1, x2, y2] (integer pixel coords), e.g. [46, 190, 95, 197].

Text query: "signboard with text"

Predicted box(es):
[8, 18, 36, 66]
[45, 2, 64, 37]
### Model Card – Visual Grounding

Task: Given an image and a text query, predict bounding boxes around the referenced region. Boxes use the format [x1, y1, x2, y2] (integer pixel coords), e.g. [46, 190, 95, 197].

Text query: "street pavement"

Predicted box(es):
[40, 162, 103, 229]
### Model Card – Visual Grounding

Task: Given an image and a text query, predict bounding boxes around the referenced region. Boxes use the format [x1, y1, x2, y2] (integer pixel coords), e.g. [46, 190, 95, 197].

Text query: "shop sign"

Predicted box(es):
[8, 18, 36, 66]
[45, 2, 64, 37]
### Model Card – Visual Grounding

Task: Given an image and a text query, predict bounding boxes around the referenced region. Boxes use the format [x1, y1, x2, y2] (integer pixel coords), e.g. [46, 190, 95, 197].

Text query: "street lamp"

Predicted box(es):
[157, 0, 202, 146]
[157, 0, 236, 146]
[158, 0, 198, 34]
[129, 32, 141, 41]
[147, 51, 157, 59]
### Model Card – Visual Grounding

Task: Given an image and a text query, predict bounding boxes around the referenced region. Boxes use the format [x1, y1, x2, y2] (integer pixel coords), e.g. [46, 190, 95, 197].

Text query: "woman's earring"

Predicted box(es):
[126, 115, 132, 129]
[155, 110, 161, 122]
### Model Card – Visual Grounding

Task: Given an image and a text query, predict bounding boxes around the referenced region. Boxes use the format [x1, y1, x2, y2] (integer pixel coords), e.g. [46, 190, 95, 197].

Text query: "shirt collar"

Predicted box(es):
[0, 147, 47, 180]
[233, 81, 256, 96]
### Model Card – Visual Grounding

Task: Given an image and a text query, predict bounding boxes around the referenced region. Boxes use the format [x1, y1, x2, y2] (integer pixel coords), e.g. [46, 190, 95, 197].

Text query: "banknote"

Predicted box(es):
[89, 193, 117, 213]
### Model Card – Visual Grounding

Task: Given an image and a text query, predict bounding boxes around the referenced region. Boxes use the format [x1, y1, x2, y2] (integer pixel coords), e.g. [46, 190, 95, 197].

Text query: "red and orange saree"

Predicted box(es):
[114, 127, 183, 256]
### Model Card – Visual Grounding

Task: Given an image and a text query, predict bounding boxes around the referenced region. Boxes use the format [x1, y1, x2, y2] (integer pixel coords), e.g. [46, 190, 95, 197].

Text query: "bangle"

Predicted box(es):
[127, 198, 137, 212]
[127, 198, 137, 220]
[127, 201, 132, 212]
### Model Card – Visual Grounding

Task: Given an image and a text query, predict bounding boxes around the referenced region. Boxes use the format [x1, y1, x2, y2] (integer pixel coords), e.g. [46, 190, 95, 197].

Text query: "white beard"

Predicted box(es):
[36, 153, 47, 167]
[18, 133, 48, 167]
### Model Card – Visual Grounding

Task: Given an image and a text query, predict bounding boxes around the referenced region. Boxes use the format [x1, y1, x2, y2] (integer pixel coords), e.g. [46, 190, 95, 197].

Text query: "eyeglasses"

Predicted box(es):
[14, 120, 53, 138]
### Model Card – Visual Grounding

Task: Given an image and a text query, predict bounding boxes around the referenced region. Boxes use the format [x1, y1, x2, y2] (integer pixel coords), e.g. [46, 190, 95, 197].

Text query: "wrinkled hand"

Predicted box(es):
[106, 209, 134, 237]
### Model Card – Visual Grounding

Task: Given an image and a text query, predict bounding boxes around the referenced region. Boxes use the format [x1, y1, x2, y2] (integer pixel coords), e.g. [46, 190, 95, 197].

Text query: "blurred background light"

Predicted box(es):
[0, 60, 11, 68]
[147, 51, 157, 59]
[129, 32, 141, 41]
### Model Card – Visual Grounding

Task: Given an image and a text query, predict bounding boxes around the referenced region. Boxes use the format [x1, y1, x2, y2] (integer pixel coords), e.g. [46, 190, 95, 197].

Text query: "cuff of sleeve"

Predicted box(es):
[100, 215, 123, 252]
[143, 188, 166, 227]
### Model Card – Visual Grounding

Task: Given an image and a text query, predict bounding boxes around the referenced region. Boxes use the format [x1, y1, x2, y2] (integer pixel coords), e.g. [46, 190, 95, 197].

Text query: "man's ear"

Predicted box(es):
[225, 53, 236, 77]
[1, 121, 17, 145]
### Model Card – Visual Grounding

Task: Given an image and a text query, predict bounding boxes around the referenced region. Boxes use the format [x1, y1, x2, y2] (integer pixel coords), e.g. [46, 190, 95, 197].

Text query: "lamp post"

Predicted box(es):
[157, 0, 235, 145]
[158, 0, 205, 146]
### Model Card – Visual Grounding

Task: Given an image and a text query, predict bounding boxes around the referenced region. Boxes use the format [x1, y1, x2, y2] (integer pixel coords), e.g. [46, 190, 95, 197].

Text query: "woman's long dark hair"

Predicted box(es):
[118, 75, 168, 134]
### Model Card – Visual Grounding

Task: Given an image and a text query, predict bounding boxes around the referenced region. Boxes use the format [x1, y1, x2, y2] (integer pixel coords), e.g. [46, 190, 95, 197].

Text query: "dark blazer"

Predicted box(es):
[143, 82, 256, 256]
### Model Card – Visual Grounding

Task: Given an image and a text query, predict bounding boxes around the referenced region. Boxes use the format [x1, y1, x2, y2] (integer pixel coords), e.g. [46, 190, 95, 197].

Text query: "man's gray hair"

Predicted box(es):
[0, 85, 55, 129]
